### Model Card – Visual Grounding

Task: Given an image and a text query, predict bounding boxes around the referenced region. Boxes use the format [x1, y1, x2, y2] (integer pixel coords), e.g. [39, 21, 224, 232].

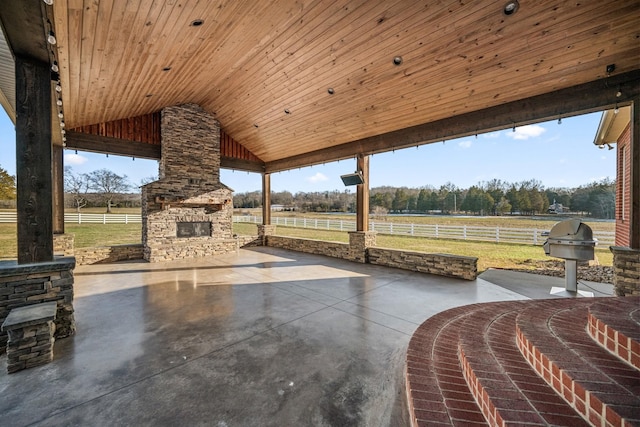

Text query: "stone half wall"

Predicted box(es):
[264, 235, 478, 280]
[368, 247, 478, 280]
[265, 235, 351, 259]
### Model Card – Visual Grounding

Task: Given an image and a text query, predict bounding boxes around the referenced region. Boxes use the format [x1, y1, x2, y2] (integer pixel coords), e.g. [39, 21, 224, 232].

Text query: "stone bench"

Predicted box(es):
[1, 302, 57, 374]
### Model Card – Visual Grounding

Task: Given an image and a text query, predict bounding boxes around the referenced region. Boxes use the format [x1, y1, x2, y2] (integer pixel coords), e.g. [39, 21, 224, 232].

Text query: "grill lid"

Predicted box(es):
[547, 219, 595, 242]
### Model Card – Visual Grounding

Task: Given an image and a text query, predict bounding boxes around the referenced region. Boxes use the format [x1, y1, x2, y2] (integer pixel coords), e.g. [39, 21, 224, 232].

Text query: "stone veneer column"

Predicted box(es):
[0, 257, 76, 353]
[348, 231, 377, 263]
[257, 225, 276, 246]
[610, 246, 640, 296]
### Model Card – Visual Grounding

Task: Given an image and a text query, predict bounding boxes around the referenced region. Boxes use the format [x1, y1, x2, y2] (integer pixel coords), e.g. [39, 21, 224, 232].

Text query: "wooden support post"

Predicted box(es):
[262, 173, 271, 225]
[15, 57, 53, 263]
[52, 145, 64, 234]
[630, 98, 640, 249]
[356, 154, 370, 232]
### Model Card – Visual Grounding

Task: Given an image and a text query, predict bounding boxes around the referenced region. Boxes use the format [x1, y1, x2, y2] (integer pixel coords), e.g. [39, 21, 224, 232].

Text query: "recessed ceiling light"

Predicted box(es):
[503, 1, 519, 15]
[162, 66, 171, 71]
[190, 19, 204, 27]
[327, 88, 335, 95]
[393, 56, 403, 66]
[284, 109, 291, 114]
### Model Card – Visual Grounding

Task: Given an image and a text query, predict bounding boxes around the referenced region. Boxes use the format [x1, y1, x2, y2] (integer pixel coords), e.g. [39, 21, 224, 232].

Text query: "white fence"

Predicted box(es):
[233, 215, 616, 246]
[0, 212, 615, 246]
[0, 212, 142, 224]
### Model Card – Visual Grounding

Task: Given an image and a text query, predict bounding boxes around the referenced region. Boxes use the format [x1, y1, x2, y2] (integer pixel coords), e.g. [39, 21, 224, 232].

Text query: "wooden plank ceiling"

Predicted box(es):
[52, 0, 640, 169]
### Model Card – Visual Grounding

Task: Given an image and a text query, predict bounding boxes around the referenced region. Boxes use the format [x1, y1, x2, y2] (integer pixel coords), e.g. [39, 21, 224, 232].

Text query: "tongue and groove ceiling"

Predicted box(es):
[2, 1, 640, 171]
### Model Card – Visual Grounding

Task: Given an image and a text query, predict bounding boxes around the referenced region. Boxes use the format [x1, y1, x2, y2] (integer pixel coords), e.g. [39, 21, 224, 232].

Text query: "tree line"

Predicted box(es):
[234, 178, 616, 219]
[0, 165, 617, 218]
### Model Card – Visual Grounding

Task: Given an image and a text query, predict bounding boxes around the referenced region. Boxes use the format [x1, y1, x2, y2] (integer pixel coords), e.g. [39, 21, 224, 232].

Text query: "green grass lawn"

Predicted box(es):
[267, 225, 613, 271]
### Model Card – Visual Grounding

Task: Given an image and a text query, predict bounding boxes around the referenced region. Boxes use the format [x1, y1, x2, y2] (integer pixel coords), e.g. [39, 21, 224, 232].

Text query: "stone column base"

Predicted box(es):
[257, 225, 276, 246]
[610, 246, 640, 296]
[348, 231, 377, 263]
[0, 257, 76, 354]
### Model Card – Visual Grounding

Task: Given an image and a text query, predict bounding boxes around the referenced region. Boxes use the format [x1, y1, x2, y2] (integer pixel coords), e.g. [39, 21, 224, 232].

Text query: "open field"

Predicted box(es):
[231, 223, 613, 270]
[0, 224, 142, 260]
[1, 220, 613, 271]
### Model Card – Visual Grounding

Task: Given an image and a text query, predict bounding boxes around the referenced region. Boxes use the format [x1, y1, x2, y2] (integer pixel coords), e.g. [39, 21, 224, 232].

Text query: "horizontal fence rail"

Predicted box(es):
[0, 212, 142, 224]
[233, 215, 616, 246]
[0, 212, 615, 246]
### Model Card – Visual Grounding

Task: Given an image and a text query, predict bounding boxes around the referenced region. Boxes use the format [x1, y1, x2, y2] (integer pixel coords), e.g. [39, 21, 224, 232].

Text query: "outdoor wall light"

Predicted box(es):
[503, 1, 519, 15]
[341, 172, 364, 186]
[47, 31, 57, 45]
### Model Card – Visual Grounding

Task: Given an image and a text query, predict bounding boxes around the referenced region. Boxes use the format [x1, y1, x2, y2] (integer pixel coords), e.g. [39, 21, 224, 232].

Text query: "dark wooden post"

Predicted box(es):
[262, 173, 271, 225]
[52, 145, 65, 234]
[15, 57, 53, 263]
[356, 154, 370, 232]
[630, 98, 640, 249]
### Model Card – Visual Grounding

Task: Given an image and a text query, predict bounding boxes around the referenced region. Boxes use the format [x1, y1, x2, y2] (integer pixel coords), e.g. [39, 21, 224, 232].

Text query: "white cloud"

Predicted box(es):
[64, 153, 88, 165]
[307, 172, 328, 183]
[457, 140, 472, 148]
[506, 124, 546, 140]
[482, 131, 501, 139]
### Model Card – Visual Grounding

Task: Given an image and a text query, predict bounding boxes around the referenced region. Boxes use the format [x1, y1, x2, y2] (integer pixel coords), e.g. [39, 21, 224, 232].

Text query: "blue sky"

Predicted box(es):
[0, 110, 614, 194]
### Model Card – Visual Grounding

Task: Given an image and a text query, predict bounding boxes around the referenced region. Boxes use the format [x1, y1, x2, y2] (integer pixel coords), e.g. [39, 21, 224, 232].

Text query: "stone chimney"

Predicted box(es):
[141, 104, 235, 262]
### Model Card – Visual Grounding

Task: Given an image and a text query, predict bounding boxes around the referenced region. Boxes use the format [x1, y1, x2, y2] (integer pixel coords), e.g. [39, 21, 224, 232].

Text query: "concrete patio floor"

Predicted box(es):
[0, 247, 612, 426]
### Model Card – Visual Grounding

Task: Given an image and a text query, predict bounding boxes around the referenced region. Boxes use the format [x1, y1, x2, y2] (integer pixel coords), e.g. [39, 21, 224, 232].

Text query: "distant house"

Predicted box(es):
[547, 200, 564, 214]
[271, 204, 296, 212]
[593, 107, 631, 247]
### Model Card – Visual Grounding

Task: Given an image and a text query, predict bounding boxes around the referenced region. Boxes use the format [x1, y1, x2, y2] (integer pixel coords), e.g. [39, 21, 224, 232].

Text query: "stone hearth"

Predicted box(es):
[141, 104, 236, 262]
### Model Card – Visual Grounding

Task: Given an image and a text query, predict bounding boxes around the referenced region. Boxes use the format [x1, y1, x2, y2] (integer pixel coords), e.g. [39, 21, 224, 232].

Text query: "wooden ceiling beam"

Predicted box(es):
[0, 2, 49, 64]
[265, 70, 640, 173]
[220, 157, 265, 173]
[65, 131, 161, 160]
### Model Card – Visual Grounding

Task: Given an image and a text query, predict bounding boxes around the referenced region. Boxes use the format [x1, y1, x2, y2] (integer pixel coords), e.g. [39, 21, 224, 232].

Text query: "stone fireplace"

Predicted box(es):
[141, 104, 236, 262]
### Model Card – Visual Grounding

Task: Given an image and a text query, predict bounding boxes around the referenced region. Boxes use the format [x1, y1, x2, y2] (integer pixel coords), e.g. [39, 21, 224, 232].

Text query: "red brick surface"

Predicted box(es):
[406, 297, 640, 427]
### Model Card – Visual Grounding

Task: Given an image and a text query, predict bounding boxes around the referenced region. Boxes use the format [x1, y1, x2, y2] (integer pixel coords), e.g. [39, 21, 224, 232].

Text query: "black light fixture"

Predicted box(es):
[341, 171, 364, 186]
[190, 19, 204, 27]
